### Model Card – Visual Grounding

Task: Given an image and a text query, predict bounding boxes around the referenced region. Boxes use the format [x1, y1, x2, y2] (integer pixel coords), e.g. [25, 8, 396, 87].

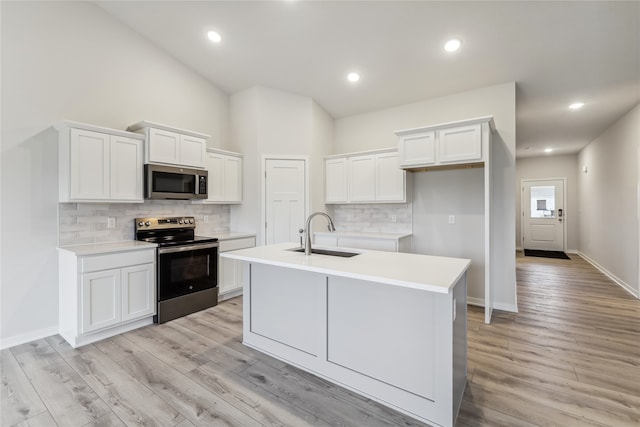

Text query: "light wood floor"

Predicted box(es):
[2, 253, 639, 426]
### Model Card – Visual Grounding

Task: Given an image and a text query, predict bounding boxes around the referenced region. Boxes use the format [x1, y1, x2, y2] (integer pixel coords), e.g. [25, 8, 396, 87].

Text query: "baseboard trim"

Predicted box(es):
[219, 288, 243, 302]
[577, 251, 639, 298]
[467, 297, 518, 313]
[1, 326, 59, 350]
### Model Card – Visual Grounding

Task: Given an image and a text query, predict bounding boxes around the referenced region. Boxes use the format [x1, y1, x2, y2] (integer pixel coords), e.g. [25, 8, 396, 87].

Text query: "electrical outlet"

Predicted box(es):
[107, 217, 116, 229]
[203, 215, 209, 223]
[391, 214, 397, 223]
[448, 215, 455, 224]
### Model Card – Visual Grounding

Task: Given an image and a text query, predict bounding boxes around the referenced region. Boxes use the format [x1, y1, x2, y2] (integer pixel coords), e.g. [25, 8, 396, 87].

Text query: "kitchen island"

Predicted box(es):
[221, 242, 470, 427]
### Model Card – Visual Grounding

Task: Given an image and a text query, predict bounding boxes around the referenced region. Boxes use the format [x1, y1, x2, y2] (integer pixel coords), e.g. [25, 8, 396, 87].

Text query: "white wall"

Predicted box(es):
[230, 86, 333, 245]
[516, 154, 579, 252]
[413, 168, 486, 302]
[334, 82, 517, 311]
[1, 1, 231, 347]
[578, 104, 640, 297]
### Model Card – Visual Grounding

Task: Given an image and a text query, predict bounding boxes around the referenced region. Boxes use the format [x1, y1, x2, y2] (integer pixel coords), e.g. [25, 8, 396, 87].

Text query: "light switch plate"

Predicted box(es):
[448, 215, 455, 224]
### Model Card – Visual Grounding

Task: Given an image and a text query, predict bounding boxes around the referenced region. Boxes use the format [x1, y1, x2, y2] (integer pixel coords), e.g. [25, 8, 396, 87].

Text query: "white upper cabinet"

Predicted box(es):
[197, 148, 243, 204]
[325, 149, 406, 204]
[437, 124, 481, 163]
[69, 128, 110, 200]
[375, 151, 405, 202]
[147, 128, 180, 165]
[348, 155, 376, 202]
[325, 158, 348, 203]
[58, 122, 144, 203]
[110, 135, 144, 201]
[179, 134, 208, 168]
[127, 121, 209, 169]
[396, 116, 494, 170]
[398, 131, 436, 168]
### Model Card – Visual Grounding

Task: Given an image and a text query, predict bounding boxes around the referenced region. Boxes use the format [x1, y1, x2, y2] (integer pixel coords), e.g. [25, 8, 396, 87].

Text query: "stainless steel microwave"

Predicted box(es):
[145, 164, 208, 200]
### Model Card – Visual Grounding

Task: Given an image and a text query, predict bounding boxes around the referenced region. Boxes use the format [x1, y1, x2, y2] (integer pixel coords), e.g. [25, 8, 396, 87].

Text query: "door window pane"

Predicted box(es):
[530, 186, 555, 218]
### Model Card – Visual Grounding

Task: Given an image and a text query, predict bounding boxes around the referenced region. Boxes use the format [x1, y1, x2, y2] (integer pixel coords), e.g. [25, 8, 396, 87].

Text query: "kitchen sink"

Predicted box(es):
[287, 247, 360, 258]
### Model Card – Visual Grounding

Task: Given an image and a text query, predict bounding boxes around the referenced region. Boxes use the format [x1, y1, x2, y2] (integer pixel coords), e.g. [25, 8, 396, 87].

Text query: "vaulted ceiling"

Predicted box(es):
[97, 1, 640, 158]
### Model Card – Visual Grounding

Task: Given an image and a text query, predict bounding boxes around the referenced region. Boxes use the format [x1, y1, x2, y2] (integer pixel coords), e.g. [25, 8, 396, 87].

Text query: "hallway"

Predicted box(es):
[458, 252, 640, 425]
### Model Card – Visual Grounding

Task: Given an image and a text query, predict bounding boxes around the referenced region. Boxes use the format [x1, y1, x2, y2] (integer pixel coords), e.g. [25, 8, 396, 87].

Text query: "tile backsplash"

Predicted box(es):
[59, 201, 230, 246]
[331, 203, 412, 234]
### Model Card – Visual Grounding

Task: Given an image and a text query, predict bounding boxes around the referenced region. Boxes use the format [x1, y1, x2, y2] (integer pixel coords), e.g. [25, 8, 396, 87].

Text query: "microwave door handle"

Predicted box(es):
[195, 174, 200, 195]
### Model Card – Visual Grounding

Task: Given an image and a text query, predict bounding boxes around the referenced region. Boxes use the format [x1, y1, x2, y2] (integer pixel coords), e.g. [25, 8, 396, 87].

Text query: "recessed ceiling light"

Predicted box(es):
[544, 148, 553, 153]
[444, 39, 461, 52]
[568, 102, 584, 110]
[207, 30, 222, 43]
[347, 72, 360, 83]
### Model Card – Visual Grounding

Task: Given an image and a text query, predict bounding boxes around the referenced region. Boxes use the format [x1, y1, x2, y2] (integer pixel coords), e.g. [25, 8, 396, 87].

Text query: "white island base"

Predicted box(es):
[223, 243, 469, 427]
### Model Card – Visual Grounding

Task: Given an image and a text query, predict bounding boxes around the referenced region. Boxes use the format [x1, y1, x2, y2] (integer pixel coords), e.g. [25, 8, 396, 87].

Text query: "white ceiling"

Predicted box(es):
[96, 1, 640, 158]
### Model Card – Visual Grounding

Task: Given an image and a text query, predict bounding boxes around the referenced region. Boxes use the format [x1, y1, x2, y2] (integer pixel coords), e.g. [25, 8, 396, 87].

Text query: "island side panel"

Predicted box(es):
[452, 272, 468, 421]
[326, 276, 436, 400]
[242, 263, 327, 367]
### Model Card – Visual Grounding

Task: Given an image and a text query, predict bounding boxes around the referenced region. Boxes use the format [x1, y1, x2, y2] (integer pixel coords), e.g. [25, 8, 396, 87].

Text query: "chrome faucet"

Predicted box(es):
[305, 211, 336, 255]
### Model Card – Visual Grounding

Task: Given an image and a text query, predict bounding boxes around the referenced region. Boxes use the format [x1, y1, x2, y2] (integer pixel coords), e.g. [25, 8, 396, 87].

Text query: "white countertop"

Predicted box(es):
[205, 232, 256, 241]
[221, 242, 469, 293]
[314, 231, 412, 240]
[58, 240, 157, 256]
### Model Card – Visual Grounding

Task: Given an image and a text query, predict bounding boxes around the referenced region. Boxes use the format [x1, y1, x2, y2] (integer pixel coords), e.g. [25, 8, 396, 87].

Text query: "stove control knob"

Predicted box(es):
[179, 219, 184, 224]
[138, 221, 144, 227]
[189, 219, 194, 224]
[145, 221, 151, 226]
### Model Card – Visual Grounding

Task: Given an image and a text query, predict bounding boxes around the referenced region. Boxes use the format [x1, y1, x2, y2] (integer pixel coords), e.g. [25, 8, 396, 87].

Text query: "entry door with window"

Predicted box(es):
[264, 159, 306, 245]
[522, 179, 565, 251]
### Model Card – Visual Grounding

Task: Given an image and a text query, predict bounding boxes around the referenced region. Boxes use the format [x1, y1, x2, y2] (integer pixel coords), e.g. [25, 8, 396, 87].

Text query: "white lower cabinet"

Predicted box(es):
[58, 245, 156, 348]
[314, 232, 412, 252]
[218, 236, 256, 300]
[81, 268, 121, 334]
[121, 264, 155, 322]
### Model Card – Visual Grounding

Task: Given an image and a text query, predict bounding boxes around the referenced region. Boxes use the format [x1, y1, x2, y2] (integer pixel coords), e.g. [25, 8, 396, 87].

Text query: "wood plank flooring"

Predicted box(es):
[2, 252, 639, 426]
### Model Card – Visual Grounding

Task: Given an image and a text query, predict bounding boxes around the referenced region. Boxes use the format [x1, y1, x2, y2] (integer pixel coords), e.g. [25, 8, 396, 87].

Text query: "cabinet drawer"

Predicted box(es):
[82, 250, 155, 273]
[219, 237, 256, 252]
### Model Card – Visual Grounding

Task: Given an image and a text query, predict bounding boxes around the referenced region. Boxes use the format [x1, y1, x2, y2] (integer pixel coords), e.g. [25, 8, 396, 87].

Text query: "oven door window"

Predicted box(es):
[158, 246, 218, 301]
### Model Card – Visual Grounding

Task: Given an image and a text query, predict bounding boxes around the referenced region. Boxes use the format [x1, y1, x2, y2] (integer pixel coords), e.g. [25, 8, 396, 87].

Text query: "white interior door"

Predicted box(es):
[522, 179, 565, 251]
[265, 159, 306, 245]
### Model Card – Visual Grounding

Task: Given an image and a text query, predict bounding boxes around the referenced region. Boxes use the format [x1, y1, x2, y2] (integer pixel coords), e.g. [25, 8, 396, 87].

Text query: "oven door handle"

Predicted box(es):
[158, 242, 219, 254]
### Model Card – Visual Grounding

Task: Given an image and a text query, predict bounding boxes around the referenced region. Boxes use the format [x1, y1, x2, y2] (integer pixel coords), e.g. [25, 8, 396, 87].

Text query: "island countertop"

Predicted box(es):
[221, 242, 470, 293]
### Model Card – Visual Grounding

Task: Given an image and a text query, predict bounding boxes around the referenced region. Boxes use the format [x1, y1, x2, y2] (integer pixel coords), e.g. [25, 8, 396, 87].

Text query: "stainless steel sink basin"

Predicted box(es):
[287, 247, 360, 258]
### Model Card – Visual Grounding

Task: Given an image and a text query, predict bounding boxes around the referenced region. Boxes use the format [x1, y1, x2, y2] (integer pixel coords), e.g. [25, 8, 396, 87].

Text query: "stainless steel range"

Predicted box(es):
[135, 216, 219, 324]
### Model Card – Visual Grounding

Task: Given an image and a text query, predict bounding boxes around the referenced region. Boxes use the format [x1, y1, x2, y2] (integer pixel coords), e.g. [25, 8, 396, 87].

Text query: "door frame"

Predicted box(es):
[261, 155, 310, 246]
[520, 177, 567, 252]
